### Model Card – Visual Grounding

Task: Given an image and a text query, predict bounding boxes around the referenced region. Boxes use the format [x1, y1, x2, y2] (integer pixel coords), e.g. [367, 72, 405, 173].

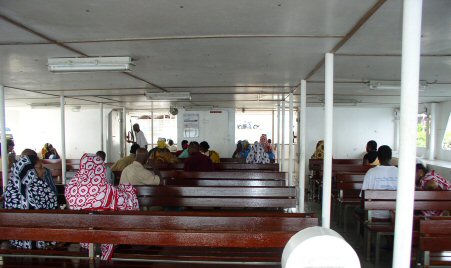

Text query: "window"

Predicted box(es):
[442, 113, 451, 150]
[417, 113, 429, 148]
[133, 113, 177, 146]
[235, 111, 273, 143]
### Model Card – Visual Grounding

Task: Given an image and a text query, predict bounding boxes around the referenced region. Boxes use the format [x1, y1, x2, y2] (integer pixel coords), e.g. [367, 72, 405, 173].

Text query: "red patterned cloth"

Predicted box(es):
[65, 153, 139, 260]
[420, 170, 451, 216]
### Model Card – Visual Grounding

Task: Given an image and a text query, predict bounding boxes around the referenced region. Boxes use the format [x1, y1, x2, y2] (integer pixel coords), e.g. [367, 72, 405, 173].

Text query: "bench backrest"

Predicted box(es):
[136, 185, 297, 209]
[309, 159, 363, 171]
[363, 190, 451, 210]
[420, 217, 451, 252]
[153, 162, 279, 171]
[335, 173, 365, 190]
[160, 170, 286, 180]
[0, 210, 318, 248]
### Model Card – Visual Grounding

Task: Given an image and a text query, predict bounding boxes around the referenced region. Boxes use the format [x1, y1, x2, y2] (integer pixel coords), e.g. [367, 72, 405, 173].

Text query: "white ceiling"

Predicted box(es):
[0, 0, 450, 110]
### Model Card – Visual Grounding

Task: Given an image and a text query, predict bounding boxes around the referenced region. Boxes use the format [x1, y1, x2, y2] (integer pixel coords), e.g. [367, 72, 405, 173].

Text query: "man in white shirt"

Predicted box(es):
[120, 148, 160, 185]
[360, 145, 398, 219]
[133, 123, 148, 149]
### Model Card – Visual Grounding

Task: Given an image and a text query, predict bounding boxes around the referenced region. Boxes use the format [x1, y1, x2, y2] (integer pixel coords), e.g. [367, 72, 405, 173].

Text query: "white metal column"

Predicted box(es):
[121, 108, 126, 157]
[60, 96, 66, 184]
[322, 53, 334, 228]
[298, 80, 307, 212]
[0, 85, 7, 192]
[392, 0, 423, 267]
[100, 103, 104, 151]
[151, 103, 154, 148]
[288, 93, 294, 186]
[277, 102, 281, 165]
[428, 103, 437, 160]
[281, 96, 286, 172]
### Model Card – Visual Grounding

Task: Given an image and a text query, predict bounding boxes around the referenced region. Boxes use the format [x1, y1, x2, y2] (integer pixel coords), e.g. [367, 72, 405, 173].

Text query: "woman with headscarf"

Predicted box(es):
[246, 141, 270, 164]
[199, 141, 220, 163]
[149, 140, 179, 164]
[65, 153, 139, 260]
[259, 134, 275, 162]
[311, 140, 324, 159]
[4, 155, 58, 249]
[232, 141, 243, 159]
[41, 143, 59, 159]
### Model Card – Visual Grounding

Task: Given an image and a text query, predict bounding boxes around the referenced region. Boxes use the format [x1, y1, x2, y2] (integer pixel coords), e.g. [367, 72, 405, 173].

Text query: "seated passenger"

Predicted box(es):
[199, 141, 220, 163]
[168, 139, 178, 153]
[41, 143, 60, 159]
[111, 143, 140, 171]
[184, 142, 214, 171]
[363, 140, 379, 165]
[311, 140, 324, 159]
[21, 149, 58, 195]
[232, 140, 243, 159]
[246, 141, 270, 164]
[65, 153, 139, 260]
[4, 155, 58, 249]
[416, 163, 450, 216]
[176, 140, 189, 157]
[96, 150, 115, 185]
[120, 148, 160, 185]
[149, 140, 179, 164]
[360, 145, 398, 219]
[260, 134, 275, 162]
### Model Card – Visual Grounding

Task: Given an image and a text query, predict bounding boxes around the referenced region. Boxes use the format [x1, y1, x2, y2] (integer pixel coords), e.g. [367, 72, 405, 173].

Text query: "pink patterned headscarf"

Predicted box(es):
[259, 134, 271, 153]
[65, 153, 139, 260]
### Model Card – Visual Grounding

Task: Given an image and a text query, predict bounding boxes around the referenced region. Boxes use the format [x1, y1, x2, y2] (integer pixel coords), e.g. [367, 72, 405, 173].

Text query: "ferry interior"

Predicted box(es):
[0, 0, 451, 267]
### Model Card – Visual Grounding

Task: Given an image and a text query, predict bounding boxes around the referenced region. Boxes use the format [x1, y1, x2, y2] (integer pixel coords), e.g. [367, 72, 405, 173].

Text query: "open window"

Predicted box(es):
[417, 113, 429, 148]
[442, 113, 451, 150]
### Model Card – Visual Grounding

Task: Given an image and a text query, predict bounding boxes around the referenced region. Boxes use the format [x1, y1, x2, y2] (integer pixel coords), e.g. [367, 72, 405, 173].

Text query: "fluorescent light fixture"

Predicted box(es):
[29, 102, 61, 109]
[146, 92, 191, 101]
[183, 105, 214, 111]
[368, 80, 427, 91]
[48, 57, 133, 72]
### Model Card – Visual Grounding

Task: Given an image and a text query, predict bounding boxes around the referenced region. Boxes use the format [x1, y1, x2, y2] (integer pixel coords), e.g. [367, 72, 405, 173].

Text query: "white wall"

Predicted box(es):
[305, 107, 396, 160]
[6, 106, 111, 160]
[177, 109, 235, 158]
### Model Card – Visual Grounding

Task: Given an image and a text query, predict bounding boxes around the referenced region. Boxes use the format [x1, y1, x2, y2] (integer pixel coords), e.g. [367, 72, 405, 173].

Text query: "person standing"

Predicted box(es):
[129, 123, 148, 149]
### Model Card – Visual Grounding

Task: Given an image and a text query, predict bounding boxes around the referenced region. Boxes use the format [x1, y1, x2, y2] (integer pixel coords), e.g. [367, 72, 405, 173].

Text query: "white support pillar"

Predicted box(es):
[60, 96, 66, 184]
[281, 95, 286, 172]
[100, 103, 104, 151]
[393, 0, 423, 267]
[394, 109, 400, 151]
[277, 101, 281, 165]
[288, 93, 294, 186]
[122, 107, 126, 157]
[298, 80, 307, 212]
[322, 53, 334, 228]
[151, 103, 154, 148]
[0, 85, 7, 192]
[428, 103, 437, 160]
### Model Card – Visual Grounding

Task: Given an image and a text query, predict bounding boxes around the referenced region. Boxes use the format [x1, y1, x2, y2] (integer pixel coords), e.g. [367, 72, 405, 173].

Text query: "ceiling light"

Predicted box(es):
[146, 92, 191, 101]
[29, 102, 61, 109]
[183, 105, 214, 111]
[368, 80, 427, 91]
[48, 57, 133, 72]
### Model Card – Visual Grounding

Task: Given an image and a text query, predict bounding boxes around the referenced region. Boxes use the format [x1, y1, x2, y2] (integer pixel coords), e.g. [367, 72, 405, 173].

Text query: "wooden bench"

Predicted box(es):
[136, 185, 296, 210]
[160, 170, 287, 187]
[0, 209, 318, 266]
[361, 190, 451, 263]
[309, 159, 363, 171]
[151, 162, 279, 171]
[334, 173, 364, 230]
[419, 217, 451, 267]
[55, 185, 297, 211]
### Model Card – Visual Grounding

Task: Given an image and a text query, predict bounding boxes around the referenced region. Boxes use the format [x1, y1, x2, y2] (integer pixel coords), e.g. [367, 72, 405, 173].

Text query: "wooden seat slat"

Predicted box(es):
[164, 179, 284, 187]
[159, 171, 285, 180]
[135, 186, 295, 197]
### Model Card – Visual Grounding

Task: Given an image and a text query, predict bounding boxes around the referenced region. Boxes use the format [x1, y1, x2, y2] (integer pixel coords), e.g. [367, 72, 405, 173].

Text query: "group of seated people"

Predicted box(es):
[359, 140, 450, 219]
[233, 134, 275, 164]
